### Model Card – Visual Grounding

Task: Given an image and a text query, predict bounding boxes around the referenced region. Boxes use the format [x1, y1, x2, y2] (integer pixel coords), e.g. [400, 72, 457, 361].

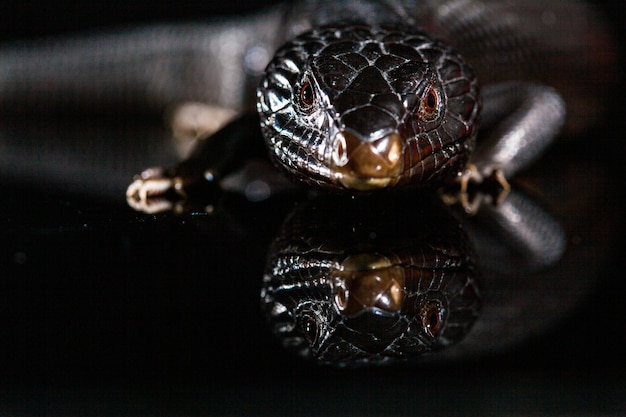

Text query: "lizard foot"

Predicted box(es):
[440, 164, 511, 215]
[126, 167, 188, 214]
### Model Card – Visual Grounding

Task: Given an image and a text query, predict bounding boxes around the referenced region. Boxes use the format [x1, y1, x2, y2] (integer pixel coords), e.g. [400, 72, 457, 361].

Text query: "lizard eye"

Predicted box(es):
[300, 314, 320, 345]
[418, 85, 441, 121]
[299, 78, 316, 110]
[421, 301, 443, 336]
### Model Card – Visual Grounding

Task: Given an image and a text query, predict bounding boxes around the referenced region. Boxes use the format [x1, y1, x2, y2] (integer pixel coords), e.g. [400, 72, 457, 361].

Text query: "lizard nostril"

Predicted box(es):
[332, 132, 349, 167]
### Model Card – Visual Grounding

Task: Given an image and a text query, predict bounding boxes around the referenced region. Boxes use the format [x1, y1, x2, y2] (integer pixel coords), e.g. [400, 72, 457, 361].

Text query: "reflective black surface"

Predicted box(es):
[1, 2, 626, 416]
[261, 193, 482, 366]
[2, 116, 625, 415]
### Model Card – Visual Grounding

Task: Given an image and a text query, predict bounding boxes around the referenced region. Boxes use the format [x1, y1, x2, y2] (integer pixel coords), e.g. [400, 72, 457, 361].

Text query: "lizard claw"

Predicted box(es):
[441, 164, 511, 215]
[126, 167, 187, 214]
[489, 168, 511, 205]
[457, 164, 484, 214]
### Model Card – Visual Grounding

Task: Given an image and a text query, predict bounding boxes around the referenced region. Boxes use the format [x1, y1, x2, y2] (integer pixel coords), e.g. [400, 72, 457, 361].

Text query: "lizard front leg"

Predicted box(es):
[446, 82, 566, 213]
[126, 112, 266, 213]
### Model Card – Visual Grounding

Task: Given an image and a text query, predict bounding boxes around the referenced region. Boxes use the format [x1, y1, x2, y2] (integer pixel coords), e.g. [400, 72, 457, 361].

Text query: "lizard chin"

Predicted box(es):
[337, 174, 398, 191]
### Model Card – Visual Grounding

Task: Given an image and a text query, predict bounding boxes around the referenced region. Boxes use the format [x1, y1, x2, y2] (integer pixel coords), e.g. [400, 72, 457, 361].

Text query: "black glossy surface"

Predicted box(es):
[1, 2, 626, 416]
[2, 122, 625, 416]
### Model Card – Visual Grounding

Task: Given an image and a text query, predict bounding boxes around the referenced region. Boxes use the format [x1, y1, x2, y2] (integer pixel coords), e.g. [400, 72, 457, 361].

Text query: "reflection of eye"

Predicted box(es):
[418, 85, 440, 121]
[301, 315, 319, 345]
[421, 301, 443, 337]
[299, 78, 315, 109]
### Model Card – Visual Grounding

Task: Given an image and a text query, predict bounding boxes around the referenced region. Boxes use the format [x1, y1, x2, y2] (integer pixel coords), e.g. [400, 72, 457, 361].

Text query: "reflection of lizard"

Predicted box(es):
[261, 182, 567, 366]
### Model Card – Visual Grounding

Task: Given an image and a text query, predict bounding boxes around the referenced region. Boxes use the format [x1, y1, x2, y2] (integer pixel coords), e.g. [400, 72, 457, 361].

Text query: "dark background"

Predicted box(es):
[0, 1, 283, 41]
[1, 1, 625, 415]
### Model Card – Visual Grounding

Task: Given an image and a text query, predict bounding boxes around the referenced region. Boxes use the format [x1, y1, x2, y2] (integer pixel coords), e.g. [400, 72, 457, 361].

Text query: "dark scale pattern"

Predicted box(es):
[258, 23, 480, 191]
[260, 195, 481, 366]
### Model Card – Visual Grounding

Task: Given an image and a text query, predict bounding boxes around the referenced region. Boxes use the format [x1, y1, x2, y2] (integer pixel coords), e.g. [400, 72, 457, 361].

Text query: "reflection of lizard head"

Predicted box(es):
[260, 194, 481, 366]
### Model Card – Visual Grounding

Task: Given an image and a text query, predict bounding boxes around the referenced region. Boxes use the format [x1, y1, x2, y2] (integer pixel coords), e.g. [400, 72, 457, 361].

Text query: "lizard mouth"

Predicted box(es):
[331, 131, 404, 191]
